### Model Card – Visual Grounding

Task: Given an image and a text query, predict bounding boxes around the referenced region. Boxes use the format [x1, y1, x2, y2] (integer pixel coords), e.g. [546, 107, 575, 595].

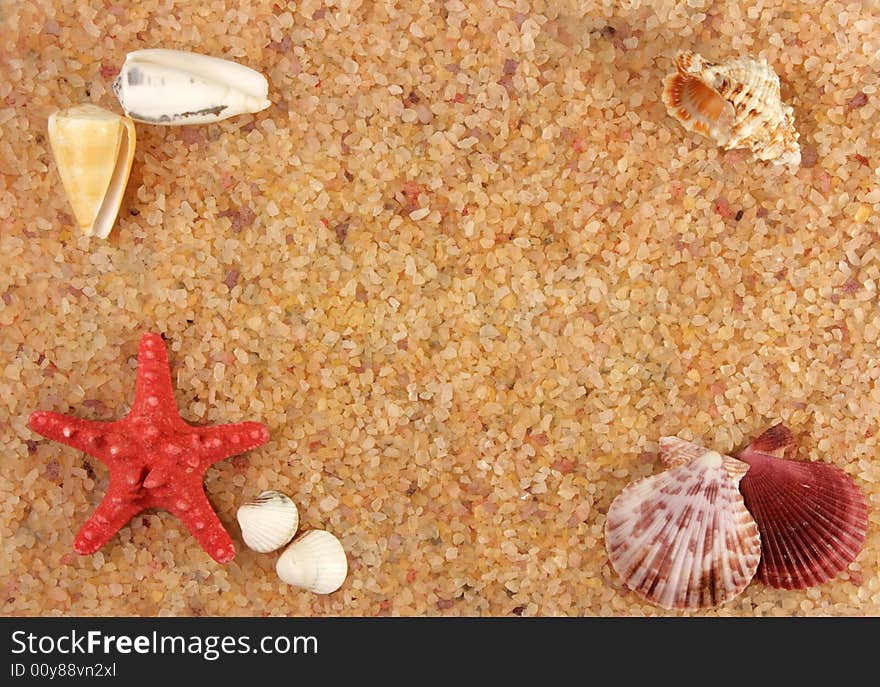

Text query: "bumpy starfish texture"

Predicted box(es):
[28, 333, 269, 563]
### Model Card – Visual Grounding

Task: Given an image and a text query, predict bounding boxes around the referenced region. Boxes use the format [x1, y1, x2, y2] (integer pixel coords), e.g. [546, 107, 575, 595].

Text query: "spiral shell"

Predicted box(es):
[662, 50, 800, 166]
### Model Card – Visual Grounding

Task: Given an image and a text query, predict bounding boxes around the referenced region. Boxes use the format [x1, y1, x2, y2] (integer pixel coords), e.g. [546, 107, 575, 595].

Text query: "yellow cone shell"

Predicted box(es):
[47, 104, 136, 238]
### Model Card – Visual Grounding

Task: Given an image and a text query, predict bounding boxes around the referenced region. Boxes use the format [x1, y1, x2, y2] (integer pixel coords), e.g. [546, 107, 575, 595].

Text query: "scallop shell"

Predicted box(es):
[605, 438, 760, 610]
[113, 49, 271, 125]
[737, 425, 868, 590]
[662, 50, 800, 166]
[236, 490, 299, 553]
[276, 530, 348, 595]
[47, 104, 136, 238]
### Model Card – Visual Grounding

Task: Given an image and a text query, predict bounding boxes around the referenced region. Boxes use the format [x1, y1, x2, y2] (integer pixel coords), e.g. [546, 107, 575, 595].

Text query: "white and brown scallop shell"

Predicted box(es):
[604, 438, 760, 610]
[662, 50, 800, 166]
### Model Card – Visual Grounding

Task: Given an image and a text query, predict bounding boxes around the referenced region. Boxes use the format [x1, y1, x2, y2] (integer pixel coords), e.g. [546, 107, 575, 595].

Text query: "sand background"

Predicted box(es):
[1, 0, 878, 616]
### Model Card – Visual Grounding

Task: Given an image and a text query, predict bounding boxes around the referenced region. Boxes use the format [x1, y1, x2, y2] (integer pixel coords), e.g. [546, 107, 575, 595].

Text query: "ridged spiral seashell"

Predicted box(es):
[605, 437, 761, 610]
[276, 530, 348, 595]
[662, 50, 800, 166]
[236, 491, 299, 553]
[47, 104, 136, 238]
[112, 49, 271, 125]
[737, 425, 868, 590]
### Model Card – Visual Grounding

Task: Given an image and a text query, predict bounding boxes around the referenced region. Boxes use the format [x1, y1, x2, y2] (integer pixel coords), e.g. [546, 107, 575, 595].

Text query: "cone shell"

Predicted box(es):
[113, 49, 271, 125]
[662, 50, 800, 166]
[276, 530, 348, 594]
[605, 439, 760, 610]
[236, 490, 299, 553]
[47, 104, 136, 238]
[737, 425, 868, 590]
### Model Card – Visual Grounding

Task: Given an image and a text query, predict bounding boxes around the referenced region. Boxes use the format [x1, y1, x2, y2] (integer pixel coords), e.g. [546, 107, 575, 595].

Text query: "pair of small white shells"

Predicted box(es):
[48, 49, 270, 238]
[236, 491, 347, 595]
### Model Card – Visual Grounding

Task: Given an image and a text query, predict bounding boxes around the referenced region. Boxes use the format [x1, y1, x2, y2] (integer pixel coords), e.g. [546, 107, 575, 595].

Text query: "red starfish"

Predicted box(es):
[27, 333, 269, 563]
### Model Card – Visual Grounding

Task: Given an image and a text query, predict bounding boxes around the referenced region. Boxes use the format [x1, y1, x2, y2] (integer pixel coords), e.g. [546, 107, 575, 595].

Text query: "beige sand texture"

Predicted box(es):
[1, 0, 878, 616]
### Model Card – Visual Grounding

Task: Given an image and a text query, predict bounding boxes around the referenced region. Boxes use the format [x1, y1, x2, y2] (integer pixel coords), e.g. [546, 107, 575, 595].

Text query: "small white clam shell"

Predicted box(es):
[47, 104, 136, 238]
[113, 49, 271, 125]
[276, 530, 348, 595]
[236, 491, 299, 553]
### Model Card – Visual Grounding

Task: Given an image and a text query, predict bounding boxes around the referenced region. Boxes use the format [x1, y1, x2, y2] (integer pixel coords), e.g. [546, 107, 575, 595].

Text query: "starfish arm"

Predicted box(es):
[165, 489, 236, 563]
[28, 411, 116, 457]
[190, 421, 270, 468]
[73, 488, 143, 555]
[131, 333, 179, 415]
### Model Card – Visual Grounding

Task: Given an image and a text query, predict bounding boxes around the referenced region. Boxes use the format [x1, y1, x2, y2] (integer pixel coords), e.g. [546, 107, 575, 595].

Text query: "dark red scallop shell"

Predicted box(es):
[737, 424, 868, 590]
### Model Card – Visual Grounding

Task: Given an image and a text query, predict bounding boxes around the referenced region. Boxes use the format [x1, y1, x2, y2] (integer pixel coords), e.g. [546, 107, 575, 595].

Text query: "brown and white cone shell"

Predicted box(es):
[113, 49, 271, 125]
[276, 530, 348, 594]
[605, 440, 760, 610]
[236, 490, 299, 553]
[662, 50, 800, 166]
[738, 426, 868, 590]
